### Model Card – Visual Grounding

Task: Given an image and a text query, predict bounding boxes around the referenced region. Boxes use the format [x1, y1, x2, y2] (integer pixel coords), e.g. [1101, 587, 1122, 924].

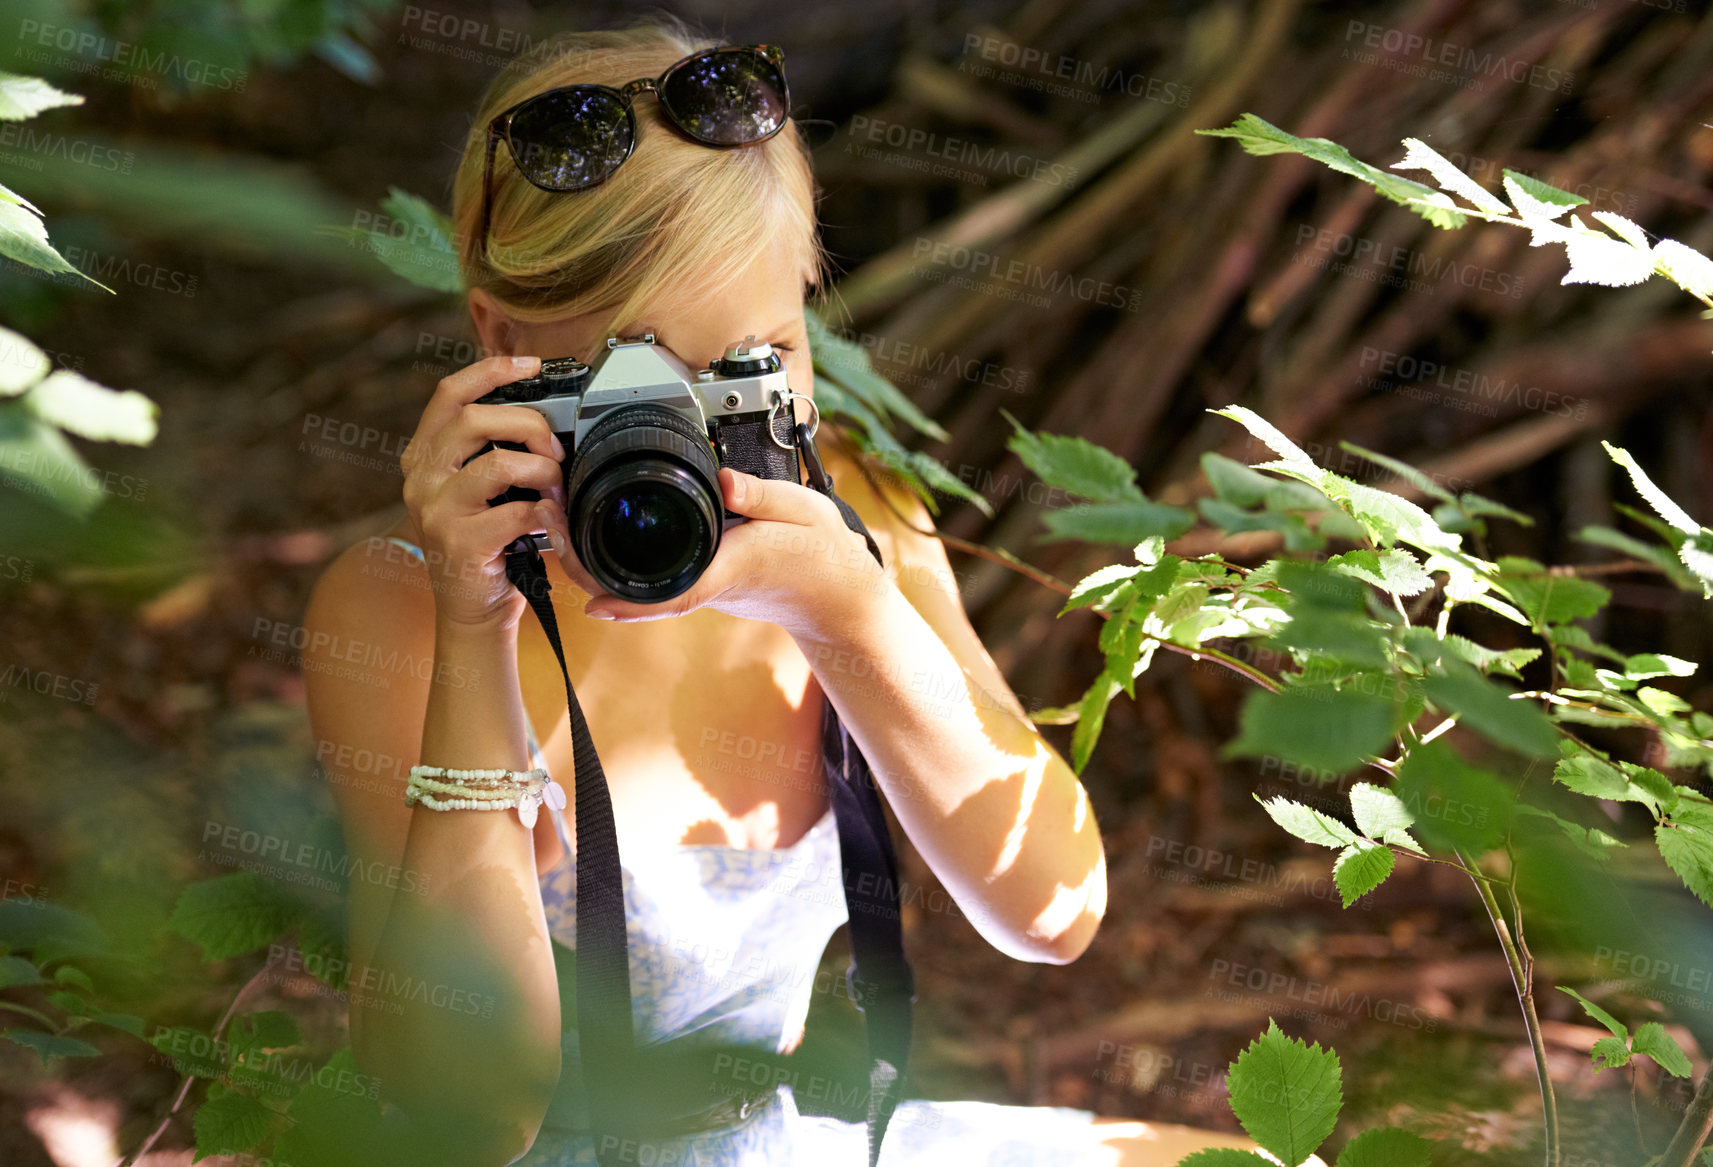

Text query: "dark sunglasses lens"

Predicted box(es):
[507, 89, 633, 189]
[659, 50, 787, 144]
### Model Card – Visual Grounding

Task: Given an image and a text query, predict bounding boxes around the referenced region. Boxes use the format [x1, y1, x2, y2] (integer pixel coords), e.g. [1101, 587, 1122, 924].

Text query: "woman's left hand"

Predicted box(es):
[533, 466, 888, 638]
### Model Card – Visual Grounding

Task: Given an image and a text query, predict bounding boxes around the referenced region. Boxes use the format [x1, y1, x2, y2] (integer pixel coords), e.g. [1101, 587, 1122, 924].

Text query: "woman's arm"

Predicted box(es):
[790, 465, 1108, 966]
[567, 457, 1107, 966]
[303, 543, 562, 1166]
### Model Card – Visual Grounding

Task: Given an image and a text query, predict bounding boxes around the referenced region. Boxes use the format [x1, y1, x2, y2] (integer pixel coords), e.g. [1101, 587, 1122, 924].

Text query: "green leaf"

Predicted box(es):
[1516, 804, 1625, 860]
[1326, 477, 1458, 553]
[806, 311, 948, 443]
[1256, 797, 1359, 849]
[192, 1089, 283, 1161]
[1655, 238, 1713, 301]
[229, 1010, 301, 1065]
[1332, 841, 1394, 907]
[1394, 741, 1512, 854]
[23, 371, 159, 445]
[1002, 411, 1142, 503]
[1626, 653, 1697, 681]
[1393, 139, 1511, 217]
[1630, 1022, 1693, 1077]
[1210, 405, 1326, 479]
[1681, 531, 1713, 597]
[1327, 549, 1433, 597]
[1198, 498, 1324, 551]
[1553, 753, 1670, 817]
[152, 1026, 226, 1078]
[0, 953, 45, 987]
[1062, 564, 1144, 614]
[1557, 986, 1626, 1038]
[1203, 452, 1331, 511]
[0, 326, 50, 396]
[1492, 557, 1610, 626]
[1227, 681, 1398, 776]
[1225, 1018, 1343, 1166]
[1421, 659, 1559, 757]
[0, 73, 83, 120]
[1199, 115, 1466, 227]
[52, 965, 93, 992]
[0, 185, 106, 288]
[46, 989, 91, 1016]
[1502, 170, 1587, 216]
[1040, 500, 1196, 544]
[89, 1012, 145, 1038]
[168, 872, 304, 962]
[1603, 442, 1698, 534]
[1452, 492, 1534, 527]
[1336, 1127, 1433, 1167]
[1590, 1034, 1632, 1071]
[1173, 1152, 1274, 1167]
[3, 1029, 100, 1064]
[1577, 524, 1691, 585]
[1656, 798, 1713, 909]
[0, 402, 105, 516]
[1070, 675, 1123, 774]
[1349, 783, 1418, 847]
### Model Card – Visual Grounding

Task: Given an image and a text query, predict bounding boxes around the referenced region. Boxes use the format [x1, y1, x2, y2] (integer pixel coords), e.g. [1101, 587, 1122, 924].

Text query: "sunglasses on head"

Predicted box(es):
[479, 44, 790, 262]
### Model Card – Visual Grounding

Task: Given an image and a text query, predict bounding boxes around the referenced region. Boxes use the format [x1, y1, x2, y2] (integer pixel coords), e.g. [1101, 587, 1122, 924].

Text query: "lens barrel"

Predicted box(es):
[565, 406, 722, 601]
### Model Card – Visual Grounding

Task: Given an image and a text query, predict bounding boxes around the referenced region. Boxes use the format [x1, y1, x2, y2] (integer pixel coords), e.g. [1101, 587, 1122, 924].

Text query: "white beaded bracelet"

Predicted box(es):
[405, 765, 567, 828]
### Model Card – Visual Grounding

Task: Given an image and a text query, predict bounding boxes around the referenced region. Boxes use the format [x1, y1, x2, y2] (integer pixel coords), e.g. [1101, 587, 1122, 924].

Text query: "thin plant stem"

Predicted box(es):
[1463, 851, 1559, 1167]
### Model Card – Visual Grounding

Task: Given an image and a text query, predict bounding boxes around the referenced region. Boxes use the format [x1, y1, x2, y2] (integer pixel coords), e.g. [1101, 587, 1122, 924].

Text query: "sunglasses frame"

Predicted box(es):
[479, 44, 789, 263]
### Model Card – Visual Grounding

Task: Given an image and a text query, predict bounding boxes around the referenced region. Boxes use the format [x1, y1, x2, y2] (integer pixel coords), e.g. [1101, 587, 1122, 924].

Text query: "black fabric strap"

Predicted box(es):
[503, 426, 913, 1166]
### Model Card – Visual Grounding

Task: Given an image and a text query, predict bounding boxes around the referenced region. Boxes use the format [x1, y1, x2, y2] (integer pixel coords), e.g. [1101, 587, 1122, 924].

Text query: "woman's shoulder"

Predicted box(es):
[302, 525, 438, 663]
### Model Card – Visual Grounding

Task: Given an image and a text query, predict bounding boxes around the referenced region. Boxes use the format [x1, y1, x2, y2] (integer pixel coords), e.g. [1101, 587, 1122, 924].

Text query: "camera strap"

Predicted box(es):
[503, 425, 913, 1167]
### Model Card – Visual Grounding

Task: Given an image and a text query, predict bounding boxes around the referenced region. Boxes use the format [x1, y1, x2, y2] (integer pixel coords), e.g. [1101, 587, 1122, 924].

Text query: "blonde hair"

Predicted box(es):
[452, 20, 824, 335]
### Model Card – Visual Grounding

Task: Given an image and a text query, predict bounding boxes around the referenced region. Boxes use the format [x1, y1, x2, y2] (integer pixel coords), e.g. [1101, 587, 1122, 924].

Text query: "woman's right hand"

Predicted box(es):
[400, 355, 568, 632]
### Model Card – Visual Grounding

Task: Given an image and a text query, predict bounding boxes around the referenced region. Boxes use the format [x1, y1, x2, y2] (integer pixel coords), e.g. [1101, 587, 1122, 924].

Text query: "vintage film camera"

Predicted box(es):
[472, 335, 816, 602]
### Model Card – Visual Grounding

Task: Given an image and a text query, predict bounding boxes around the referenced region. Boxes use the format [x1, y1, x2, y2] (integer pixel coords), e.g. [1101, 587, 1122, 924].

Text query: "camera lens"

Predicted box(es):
[566, 406, 722, 602]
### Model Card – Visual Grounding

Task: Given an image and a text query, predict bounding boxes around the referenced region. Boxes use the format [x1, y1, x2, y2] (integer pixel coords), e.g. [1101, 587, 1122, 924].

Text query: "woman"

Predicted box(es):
[302, 20, 1284, 1167]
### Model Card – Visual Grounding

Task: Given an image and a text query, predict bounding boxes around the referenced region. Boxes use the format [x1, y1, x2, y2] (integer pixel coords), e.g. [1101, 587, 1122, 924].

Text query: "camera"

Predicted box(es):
[471, 334, 809, 602]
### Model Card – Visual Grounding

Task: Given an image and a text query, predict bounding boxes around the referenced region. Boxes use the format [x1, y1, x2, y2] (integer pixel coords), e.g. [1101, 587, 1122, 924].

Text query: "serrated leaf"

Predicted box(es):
[1227, 683, 1398, 776]
[1680, 531, 1713, 597]
[229, 1010, 301, 1065]
[806, 310, 948, 443]
[1327, 548, 1432, 596]
[1492, 557, 1610, 626]
[1257, 796, 1359, 849]
[1203, 451, 1331, 511]
[1553, 753, 1668, 816]
[1336, 1126, 1433, 1167]
[1503, 170, 1587, 219]
[1393, 139, 1511, 217]
[1626, 653, 1697, 680]
[1516, 803, 1626, 860]
[1326, 477, 1457, 552]
[1211, 405, 1324, 478]
[1199, 115, 1466, 226]
[1349, 783, 1416, 843]
[0, 326, 50, 396]
[1561, 221, 1655, 287]
[0, 73, 83, 120]
[1394, 740, 1512, 855]
[1070, 674, 1122, 774]
[1174, 1152, 1274, 1167]
[1657, 798, 1713, 909]
[1590, 1034, 1632, 1070]
[192, 1089, 282, 1161]
[1226, 1018, 1343, 1166]
[1558, 986, 1626, 1038]
[1333, 842, 1394, 907]
[23, 370, 159, 445]
[0, 188, 107, 288]
[1061, 563, 1143, 614]
[322, 187, 463, 294]
[3, 1029, 101, 1064]
[1655, 238, 1713, 301]
[1040, 500, 1196, 544]
[1003, 410, 1142, 503]
[168, 873, 303, 962]
[1604, 442, 1699, 534]
[1422, 659, 1559, 757]
[1630, 1022, 1692, 1077]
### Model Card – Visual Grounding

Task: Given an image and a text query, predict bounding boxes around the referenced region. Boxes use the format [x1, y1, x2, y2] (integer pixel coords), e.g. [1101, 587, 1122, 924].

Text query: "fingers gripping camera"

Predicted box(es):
[471, 335, 817, 603]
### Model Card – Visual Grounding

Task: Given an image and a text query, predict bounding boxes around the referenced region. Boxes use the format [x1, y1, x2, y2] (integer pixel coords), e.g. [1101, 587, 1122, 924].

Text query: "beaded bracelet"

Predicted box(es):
[405, 765, 567, 829]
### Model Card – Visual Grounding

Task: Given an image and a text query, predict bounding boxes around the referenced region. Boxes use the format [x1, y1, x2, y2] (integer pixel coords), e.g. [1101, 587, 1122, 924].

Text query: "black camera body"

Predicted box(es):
[472, 335, 804, 602]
